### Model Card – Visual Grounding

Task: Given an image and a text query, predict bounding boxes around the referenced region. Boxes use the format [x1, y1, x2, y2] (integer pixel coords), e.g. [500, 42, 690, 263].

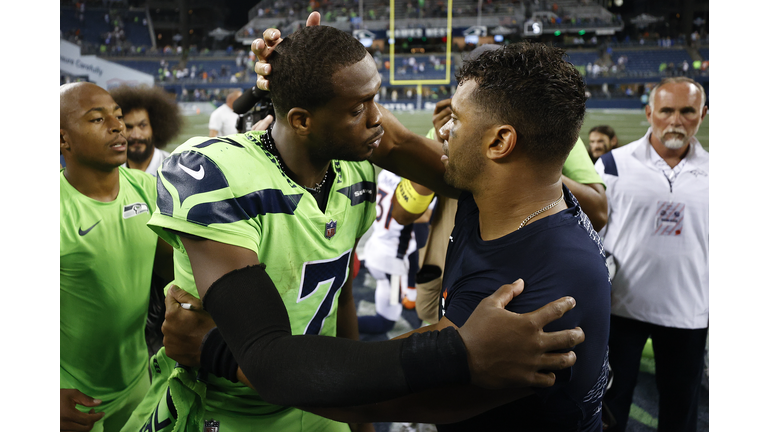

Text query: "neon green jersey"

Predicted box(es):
[60, 167, 157, 402]
[147, 131, 377, 416]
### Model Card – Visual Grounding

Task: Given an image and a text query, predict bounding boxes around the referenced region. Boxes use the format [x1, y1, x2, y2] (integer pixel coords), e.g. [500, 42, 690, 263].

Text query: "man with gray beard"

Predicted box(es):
[595, 77, 709, 432]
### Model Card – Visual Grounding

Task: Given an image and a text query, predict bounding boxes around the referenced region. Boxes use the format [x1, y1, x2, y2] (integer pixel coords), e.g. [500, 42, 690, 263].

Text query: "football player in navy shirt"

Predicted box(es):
[312, 42, 611, 430]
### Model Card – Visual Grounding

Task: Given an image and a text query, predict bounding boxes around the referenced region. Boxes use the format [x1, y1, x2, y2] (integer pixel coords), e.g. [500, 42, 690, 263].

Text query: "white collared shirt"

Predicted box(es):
[595, 128, 709, 329]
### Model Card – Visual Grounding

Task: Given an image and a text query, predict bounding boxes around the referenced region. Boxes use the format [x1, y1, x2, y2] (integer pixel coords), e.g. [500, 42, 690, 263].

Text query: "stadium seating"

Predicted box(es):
[609, 47, 693, 74]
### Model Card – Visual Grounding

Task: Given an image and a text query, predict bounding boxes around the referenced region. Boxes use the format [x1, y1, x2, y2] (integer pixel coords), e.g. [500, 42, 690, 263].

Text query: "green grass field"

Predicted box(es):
[171, 109, 709, 153]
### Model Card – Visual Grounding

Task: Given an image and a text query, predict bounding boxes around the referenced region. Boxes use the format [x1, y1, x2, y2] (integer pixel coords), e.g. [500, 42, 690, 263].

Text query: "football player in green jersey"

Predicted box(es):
[60, 82, 174, 432]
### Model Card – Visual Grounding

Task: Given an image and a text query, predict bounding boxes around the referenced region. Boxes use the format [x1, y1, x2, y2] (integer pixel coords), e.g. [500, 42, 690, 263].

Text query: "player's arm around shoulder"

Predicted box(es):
[302, 279, 585, 424]
[303, 312, 531, 424]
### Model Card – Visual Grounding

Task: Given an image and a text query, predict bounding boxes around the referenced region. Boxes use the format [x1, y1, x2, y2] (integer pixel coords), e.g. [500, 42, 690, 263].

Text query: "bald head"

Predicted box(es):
[60, 82, 113, 130]
[226, 90, 242, 109]
[60, 82, 127, 171]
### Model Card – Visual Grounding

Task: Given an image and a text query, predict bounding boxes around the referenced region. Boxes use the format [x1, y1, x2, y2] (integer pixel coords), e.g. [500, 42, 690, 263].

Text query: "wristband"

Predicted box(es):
[401, 327, 471, 392]
[199, 327, 240, 383]
[395, 179, 435, 215]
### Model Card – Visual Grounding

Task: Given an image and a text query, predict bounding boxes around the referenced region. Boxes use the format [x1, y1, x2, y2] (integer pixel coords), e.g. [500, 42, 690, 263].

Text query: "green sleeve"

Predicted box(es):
[562, 138, 605, 188]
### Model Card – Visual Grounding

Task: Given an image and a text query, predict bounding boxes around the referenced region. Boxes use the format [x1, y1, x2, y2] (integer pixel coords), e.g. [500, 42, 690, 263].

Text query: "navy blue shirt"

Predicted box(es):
[438, 186, 611, 432]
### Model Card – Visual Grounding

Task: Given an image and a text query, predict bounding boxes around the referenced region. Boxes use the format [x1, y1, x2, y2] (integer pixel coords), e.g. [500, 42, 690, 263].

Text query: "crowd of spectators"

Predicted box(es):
[659, 59, 709, 77]
[155, 50, 255, 84]
[176, 87, 240, 104]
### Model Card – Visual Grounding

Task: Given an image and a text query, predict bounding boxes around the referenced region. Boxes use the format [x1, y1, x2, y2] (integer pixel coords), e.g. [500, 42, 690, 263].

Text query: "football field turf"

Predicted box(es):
[172, 109, 709, 153]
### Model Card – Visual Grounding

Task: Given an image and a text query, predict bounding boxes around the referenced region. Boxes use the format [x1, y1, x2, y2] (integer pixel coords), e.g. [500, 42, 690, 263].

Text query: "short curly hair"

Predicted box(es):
[109, 84, 183, 149]
[270, 26, 369, 116]
[456, 42, 587, 166]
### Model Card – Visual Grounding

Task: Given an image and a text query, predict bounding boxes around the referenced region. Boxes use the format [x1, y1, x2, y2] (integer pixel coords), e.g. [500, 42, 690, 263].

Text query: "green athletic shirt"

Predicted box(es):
[147, 131, 377, 416]
[426, 128, 605, 187]
[563, 137, 605, 187]
[60, 167, 157, 402]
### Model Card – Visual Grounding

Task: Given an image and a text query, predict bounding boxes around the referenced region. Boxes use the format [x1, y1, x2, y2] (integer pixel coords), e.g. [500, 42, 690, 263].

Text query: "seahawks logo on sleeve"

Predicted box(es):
[157, 150, 303, 227]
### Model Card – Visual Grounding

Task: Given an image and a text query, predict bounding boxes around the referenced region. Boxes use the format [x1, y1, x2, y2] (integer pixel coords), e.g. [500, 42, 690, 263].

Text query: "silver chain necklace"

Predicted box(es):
[262, 127, 329, 194]
[302, 170, 330, 194]
[518, 191, 564, 230]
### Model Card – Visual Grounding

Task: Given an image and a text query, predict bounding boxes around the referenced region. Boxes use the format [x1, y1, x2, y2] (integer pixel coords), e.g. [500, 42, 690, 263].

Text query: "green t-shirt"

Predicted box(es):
[426, 128, 604, 187]
[563, 137, 605, 187]
[60, 167, 157, 402]
[148, 131, 377, 416]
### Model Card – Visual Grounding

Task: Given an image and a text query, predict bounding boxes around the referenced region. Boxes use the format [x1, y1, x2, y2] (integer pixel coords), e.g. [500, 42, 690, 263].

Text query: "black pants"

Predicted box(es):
[604, 315, 707, 432]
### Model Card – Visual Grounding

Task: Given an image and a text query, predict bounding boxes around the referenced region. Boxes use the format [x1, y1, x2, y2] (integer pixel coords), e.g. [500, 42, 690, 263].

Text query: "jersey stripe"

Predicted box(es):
[192, 137, 244, 149]
[187, 190, 304, 226]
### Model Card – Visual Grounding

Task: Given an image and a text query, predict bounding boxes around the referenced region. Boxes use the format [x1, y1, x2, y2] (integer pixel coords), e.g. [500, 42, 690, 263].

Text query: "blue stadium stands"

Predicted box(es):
[610, 47, 693, 74]
[61, 6, 153, 52]
[61, 8, 113, 46]
[565, 50, 602, 67]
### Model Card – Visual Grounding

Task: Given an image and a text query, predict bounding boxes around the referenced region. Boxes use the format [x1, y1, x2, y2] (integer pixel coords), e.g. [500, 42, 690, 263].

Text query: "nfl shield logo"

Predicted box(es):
[325, 220, 337, 239]
[204, 420, 220, 432]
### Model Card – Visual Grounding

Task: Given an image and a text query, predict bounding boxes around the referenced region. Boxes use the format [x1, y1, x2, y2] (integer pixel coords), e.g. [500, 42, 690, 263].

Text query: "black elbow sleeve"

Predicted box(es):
[203, 265, 470, 408]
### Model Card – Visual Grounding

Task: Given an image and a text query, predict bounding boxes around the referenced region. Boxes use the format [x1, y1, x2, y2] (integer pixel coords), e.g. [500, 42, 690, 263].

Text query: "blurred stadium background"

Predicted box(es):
[61, 0, 709, 152]
[174, 109, 709, 153]
[60, 1, 709, 431]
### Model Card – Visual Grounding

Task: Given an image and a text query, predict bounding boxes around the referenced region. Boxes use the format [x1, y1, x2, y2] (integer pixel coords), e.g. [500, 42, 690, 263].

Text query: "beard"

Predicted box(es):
[663, 138, 685, 150]
[127, 138, 154, 163]
[662, 137, 686, 150]
[443, 141, 483, 191]
[659, 127, 689, 150]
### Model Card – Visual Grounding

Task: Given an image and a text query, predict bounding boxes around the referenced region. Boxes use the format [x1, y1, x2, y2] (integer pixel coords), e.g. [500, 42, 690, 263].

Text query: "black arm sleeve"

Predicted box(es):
[203, 265, 470, 408]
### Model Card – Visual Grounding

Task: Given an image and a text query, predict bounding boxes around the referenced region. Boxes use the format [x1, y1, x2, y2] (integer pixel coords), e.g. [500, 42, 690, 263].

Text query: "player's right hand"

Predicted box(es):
[457, 279, 585, 389]
[60, 388, 104, 432]
[162, 285, 215, 368]
[251, 11, 320, 91]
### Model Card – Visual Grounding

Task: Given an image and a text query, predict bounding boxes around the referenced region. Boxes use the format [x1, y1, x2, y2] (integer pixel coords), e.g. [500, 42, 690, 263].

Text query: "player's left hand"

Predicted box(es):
[251, 12, 320, 90]
[162, 285, 215, 368]
[458, 279, 584, 389]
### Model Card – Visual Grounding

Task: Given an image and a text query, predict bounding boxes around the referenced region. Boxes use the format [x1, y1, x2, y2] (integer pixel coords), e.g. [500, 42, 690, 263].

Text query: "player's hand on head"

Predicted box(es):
[251, 32, 277, 91]
[162, 285, 215, 368]
[432, 98, 452, 140]
[457, 279, 585, 389]
[305, 10, 321, 26]
[251, 12, 321, 91]
[60, 388, 104, 432]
